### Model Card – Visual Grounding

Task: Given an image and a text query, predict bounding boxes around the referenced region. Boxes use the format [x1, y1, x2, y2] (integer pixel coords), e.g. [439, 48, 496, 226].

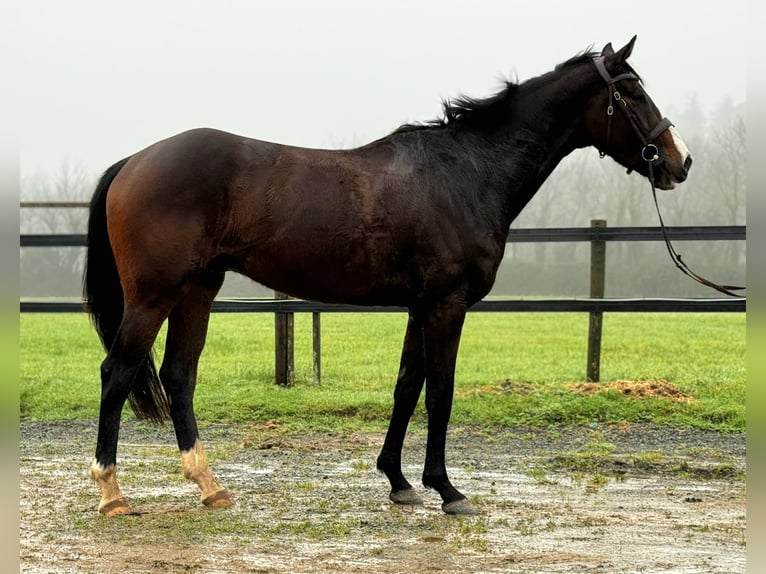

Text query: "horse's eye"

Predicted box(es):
[626, 87, 647, 103]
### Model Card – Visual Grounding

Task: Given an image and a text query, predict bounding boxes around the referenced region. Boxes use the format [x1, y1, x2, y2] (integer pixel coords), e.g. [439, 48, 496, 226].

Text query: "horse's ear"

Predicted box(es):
[601, 42, 615, 57]
[613, 35, 637, 63]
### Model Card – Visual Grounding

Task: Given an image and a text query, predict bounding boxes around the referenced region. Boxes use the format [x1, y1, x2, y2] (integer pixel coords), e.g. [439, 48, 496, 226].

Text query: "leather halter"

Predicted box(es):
[591, 56, 744, 298]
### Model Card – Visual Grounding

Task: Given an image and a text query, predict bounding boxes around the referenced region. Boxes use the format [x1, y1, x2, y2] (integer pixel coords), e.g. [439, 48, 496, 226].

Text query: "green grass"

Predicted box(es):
[19, 312, 745, 432]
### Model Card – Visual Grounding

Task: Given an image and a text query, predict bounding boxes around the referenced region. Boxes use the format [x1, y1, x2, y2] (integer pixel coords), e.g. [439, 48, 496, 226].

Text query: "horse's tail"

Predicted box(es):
[83, 157, 170, 424]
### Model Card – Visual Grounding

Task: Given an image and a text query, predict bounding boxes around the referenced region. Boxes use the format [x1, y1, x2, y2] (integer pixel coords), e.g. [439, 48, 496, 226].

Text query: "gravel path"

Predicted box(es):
[20, 420, 746, 573]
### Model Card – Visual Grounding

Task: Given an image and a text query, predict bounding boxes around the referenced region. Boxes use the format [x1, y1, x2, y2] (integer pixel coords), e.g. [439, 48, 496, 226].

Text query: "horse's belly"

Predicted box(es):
[239, 252, 412, 307]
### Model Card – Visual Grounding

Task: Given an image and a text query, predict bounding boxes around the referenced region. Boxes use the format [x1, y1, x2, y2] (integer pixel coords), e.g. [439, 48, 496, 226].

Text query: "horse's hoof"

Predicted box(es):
[202, 489, 234, 508]
[442, 498, 479, 516]
[99, 497, 132, 517]
[389, 488, 424, 506]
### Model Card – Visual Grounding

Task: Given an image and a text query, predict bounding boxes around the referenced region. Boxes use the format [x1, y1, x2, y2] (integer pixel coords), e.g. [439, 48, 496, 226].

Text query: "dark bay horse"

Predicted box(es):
[84, 36, 692, 516]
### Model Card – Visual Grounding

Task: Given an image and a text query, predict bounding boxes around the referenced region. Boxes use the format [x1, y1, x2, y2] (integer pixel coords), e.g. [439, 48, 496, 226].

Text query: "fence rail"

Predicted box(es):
[18, 225, 746, 247]
[20, 221, 746, 385]
[20, 201, 90, 208]
[20, 297, 745, 314]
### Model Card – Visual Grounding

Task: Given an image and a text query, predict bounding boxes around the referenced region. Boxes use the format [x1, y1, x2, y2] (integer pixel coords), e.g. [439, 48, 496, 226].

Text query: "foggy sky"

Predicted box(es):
[16, 0, 746, 181]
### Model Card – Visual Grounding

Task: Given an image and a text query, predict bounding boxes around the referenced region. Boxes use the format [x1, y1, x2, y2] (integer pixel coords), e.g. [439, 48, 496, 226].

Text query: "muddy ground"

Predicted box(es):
[20, 420, 745, 573]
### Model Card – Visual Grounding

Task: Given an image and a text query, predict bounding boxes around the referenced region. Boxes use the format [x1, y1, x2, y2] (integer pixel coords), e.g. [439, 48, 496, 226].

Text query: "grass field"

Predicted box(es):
[19, 312, 745, 432]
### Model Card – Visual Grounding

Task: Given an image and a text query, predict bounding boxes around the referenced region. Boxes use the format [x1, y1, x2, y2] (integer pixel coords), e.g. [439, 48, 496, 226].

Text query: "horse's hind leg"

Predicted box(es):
[377, 312, 426, 505]
[90, 303, 171, 515]
[159, 271, 233, 508]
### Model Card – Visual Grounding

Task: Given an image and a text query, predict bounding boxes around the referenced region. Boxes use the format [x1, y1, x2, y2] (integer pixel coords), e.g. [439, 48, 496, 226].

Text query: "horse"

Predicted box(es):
[83, 36, 692, 516]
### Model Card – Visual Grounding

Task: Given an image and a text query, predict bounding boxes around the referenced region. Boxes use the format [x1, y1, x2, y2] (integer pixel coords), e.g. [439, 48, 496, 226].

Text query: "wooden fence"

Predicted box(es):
[19, 213, 746, 384]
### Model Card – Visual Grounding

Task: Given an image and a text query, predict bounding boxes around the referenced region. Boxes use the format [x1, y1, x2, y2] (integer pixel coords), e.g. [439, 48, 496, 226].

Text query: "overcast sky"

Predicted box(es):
[16, 0, 746, 181]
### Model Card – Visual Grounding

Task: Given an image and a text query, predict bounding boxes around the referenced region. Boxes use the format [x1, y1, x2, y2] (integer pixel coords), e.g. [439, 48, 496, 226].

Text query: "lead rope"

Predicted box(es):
[646, 160, 745, 298]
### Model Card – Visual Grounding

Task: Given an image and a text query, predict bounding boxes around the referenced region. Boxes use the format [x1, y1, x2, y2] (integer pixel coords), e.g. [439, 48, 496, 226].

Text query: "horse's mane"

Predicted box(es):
[394, 83, 518, 133]
[395, 48, 639, 134]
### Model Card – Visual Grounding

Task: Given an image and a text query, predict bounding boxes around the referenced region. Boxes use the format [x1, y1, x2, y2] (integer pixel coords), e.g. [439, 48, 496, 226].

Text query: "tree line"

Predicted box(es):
[20, 98, 745, 299]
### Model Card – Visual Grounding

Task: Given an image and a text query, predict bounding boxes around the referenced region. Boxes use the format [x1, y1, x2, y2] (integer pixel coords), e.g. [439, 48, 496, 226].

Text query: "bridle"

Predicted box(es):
[591, 55, 745, 298]
[592, 55, 672, 166]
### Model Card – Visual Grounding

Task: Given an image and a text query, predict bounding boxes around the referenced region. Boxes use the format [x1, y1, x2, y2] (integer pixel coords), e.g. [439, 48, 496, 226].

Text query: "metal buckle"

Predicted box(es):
[641, 144, 660, 162]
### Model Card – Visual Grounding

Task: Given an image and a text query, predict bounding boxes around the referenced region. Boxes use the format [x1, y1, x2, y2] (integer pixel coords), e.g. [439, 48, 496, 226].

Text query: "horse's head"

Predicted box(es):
[583, 36, 692, 190]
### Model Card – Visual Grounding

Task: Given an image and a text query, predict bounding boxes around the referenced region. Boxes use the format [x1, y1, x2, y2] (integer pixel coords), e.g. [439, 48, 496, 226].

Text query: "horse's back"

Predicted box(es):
[103, 128, 407, 301]
[104, 127, 498, 307]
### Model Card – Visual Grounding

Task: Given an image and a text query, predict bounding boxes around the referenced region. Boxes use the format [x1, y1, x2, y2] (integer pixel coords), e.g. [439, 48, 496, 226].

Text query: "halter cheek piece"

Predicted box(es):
[591, 56, 673, 167]
[589, 55, 744, 298]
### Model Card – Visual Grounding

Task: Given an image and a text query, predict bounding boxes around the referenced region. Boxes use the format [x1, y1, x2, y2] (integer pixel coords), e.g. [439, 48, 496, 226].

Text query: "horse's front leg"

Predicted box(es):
[421, 298, 477, 515]
[377, 312, 426, 505]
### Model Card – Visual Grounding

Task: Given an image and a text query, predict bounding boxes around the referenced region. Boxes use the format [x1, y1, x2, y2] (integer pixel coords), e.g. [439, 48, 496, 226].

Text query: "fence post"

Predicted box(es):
[586, 219, 607, 382]
[312, 312, 321, 385]
[274, 291, 294, 386]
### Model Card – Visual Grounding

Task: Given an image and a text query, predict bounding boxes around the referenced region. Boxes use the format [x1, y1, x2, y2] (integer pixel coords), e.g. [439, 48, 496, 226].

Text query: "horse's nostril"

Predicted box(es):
[683, 155, 693, 174]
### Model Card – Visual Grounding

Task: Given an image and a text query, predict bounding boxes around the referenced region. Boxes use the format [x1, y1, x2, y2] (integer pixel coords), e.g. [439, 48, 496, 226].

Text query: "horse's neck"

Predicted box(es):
[381, 66, 594, 237]
[484, 77, 591, 231]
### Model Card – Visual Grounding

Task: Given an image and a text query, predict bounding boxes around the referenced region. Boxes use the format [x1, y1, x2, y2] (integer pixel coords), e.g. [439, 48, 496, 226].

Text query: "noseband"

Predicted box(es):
[590, 56, 744, 298]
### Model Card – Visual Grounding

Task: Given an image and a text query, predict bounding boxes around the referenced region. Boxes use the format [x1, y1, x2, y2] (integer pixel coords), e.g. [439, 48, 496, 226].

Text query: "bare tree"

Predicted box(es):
[709, 116, 746, 225]
[20, 163, 94, 297]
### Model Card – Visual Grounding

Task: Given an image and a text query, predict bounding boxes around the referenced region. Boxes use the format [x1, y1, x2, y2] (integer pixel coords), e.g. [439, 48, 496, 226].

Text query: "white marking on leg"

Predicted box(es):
[180, 440, 232, 505]
[89, 460, 129, 514]
[669, 126, 690, 163]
